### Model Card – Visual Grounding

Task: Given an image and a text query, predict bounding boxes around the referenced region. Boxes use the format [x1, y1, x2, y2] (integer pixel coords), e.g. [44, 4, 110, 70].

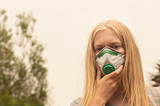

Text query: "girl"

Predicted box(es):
[70, 19, 160, 106]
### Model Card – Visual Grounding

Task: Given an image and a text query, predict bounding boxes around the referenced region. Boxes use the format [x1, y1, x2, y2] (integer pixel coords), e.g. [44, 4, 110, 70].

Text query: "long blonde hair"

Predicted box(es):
[82, 19, 150, 106]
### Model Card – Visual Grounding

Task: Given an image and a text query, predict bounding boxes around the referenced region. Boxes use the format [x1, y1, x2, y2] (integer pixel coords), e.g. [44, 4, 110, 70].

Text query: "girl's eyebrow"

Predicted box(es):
[110, 42, 121, 45]
[94, 42, 122, 48]
[94, 45, 103, 48]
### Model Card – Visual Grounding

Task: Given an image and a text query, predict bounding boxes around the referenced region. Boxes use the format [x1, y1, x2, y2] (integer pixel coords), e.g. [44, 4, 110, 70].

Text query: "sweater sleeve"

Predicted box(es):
[70, 98, 82, 106]
[147, 87, 160, 105]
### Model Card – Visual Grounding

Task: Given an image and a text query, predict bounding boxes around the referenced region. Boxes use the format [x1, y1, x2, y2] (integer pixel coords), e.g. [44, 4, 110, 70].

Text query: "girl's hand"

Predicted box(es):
[90, 65, 123, 106]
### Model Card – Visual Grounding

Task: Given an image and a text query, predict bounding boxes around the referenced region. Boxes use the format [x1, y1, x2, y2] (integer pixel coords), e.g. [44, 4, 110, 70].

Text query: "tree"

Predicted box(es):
[0, 9, 48, 106]
[150, 61, 160, 87]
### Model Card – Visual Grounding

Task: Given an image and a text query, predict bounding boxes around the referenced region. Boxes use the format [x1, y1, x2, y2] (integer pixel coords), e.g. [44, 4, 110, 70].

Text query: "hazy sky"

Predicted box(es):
[1, 0, 160, 106]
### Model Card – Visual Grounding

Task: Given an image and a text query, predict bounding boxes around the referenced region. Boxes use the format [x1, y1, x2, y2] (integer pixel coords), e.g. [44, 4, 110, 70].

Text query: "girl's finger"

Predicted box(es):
[115, 65, 123, 74]
[109, 65, 123, 79]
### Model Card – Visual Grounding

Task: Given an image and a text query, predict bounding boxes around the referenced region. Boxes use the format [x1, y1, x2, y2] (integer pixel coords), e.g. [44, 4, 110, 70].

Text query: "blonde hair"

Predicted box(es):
[82, 19, 150, 106]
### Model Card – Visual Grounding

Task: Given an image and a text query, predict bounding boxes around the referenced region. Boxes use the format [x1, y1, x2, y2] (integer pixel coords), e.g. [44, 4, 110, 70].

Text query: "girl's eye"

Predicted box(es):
[112, 46, 120, 49]
[97, 48, 102, 50]
[94, 48, 102, 53]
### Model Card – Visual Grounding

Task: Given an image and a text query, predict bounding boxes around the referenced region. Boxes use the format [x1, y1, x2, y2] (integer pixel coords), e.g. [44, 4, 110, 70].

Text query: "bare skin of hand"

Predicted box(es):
[90, 65, 123, 106]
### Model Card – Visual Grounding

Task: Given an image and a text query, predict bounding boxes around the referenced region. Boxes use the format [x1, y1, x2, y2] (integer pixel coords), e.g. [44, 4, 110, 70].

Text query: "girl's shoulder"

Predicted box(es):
[70, 98, 113, 106]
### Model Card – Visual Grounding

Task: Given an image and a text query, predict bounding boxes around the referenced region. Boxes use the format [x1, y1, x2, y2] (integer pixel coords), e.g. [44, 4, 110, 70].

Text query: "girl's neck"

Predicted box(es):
[108, 85, 128, 106]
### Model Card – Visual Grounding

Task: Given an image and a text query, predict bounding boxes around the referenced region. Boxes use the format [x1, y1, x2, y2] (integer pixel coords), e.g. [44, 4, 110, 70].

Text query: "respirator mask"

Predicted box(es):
[95, 47, 125, 75]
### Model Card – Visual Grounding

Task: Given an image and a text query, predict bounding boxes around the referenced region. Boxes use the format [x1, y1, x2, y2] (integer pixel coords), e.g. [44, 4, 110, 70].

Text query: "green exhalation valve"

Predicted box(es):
[103, 64, 115, 75]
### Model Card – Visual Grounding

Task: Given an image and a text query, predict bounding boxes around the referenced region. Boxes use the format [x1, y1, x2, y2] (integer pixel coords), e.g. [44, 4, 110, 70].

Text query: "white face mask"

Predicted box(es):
[95, 47, 125, 75]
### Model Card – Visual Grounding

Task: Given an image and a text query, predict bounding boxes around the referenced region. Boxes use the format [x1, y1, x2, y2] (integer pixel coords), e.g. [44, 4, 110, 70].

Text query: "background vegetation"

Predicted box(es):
[0, 9, 48, 106]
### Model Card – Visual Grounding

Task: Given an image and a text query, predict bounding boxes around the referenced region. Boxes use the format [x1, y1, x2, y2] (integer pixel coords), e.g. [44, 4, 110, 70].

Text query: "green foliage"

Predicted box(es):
[0, 91, 37, 106]
[0, 9, 48, 106]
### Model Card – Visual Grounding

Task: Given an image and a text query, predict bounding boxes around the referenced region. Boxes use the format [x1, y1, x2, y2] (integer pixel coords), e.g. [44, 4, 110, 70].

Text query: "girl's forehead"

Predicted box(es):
[94, 29, 121, 42]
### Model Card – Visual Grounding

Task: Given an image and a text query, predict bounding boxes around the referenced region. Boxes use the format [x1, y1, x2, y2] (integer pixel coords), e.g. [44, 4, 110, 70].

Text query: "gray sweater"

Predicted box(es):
[70, 87, 160, 106]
